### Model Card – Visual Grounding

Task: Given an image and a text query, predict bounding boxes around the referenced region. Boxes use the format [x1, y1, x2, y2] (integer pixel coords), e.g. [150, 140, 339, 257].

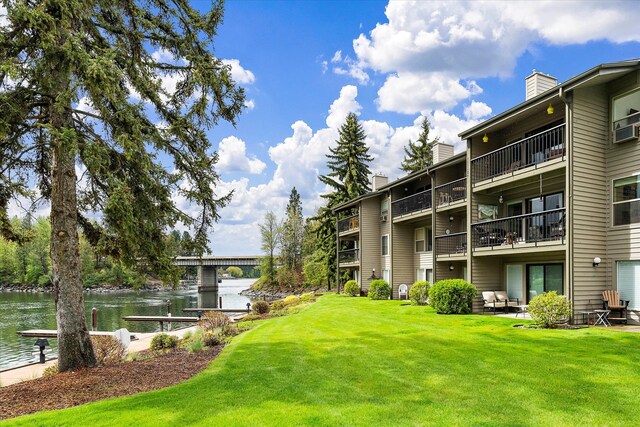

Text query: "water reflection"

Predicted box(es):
[0, 279, 253, 370]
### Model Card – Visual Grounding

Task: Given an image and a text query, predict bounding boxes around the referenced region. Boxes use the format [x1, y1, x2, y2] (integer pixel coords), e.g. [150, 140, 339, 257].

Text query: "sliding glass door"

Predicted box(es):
[527, 264, 563, 302]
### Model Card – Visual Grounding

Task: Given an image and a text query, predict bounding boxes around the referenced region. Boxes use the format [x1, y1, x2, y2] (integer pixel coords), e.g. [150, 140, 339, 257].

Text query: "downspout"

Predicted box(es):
[559, 86, 574, 315]
[335, 214, 339, 293]
[388, 191, 393, 299]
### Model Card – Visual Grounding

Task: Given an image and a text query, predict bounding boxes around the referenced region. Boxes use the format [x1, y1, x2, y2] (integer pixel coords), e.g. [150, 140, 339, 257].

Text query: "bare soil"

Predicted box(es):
[0, 346, 222, 421]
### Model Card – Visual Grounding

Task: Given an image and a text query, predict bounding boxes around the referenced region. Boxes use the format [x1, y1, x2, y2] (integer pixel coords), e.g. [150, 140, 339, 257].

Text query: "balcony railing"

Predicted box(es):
[435, 178, 466, 207]
[472, 208, 565, 249]
[435, 232, 467, 256]
[472, 124, 565, 184]
[338, 249, 359, 264]
[338, 215, 359, 233]
[392, 189, 432, 217]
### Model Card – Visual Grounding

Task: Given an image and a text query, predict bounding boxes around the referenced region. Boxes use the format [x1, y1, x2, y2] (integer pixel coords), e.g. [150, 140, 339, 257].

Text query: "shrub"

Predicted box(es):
[240, 314, 263, 322]
[343, 280, 360, 297]
[187, 338, 204, 353]
[252, 300, 270, 315]
[369, 280, 391, 300]
[300, 293, 316, 303]
[270, 300, 285, 311]
[198, 311, 229, 332]
[528, 291, 572, 328]
[429, 279, 477, 314]
[150, 333, 178, 351]
[43, 365, 59, 377]
[409, 281, 430, 306]
[283, 295, 301, 306]
[91, 335, 127, 365]
[203, 331, 222, 347]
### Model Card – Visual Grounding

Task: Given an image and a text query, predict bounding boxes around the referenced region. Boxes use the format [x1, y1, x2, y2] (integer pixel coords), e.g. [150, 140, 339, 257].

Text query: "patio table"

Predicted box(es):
[594, 309, 611, 327]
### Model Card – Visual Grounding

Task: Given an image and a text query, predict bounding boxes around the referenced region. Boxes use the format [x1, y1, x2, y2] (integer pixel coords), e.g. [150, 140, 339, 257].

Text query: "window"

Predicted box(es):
[612, 89, 640, 142]
[383, 269, 390, 283]
[613, 175, 640, 226]
[381, 199, 389, 215]
[415, 227, 432, 252]
[617, 261, 640, 310]
[415, 228, 425, 252]
[381, 235, 389, 256]
[416, 268, 425, 281]
[526, 264, 563, 303]
[426, 269, 433, 283]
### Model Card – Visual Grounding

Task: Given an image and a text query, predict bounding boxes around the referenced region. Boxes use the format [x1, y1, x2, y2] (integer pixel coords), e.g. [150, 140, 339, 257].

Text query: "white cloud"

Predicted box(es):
[331, 50, 343, 63]
[76, 96, 98, 116]
[321, 60, 328, 74]
[0, 6, 8, 27]
[222, 59, 256, 85]
[244, 99, 256, 110]
[326, 85, 361, 128]
[463, 101, 492, 120]
[331, 53, 370, 85]
[351, 0, 640, 114]
[217, 136, 266, 174]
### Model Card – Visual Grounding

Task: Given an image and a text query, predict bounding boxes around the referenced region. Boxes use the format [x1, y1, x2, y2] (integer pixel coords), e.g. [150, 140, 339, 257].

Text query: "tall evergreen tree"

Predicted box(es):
[281, 187, 304, 271]
[0, 1, 244, 371]
[400, 117, 439, 173]
[315, 113, 372, 288]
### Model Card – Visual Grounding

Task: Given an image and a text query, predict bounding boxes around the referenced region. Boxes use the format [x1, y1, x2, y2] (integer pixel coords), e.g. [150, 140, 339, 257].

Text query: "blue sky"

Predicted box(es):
[195, 0, 640, 256]
[6, 1, 640, 256]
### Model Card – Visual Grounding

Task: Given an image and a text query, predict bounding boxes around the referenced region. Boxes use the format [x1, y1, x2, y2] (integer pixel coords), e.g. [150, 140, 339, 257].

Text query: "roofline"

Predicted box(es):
[429, 152, 466, 171]
[332, 190, 382, 212]
[459, 59, 640, 139]
[377, 169, 430, 191]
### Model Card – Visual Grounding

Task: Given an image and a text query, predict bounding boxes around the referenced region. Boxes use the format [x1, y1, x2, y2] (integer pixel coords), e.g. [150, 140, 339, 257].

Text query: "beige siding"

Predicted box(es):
[606, 72, 640, 321]
[360, 197, 381, 293]
[391, 223, 414, 298]
[470, 257, 504, 312]
[571, 85, 609, 312]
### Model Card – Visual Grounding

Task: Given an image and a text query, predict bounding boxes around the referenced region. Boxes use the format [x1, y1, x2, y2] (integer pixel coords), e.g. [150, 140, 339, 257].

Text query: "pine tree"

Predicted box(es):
[401, 117, 439, 173]
[281, 187, 304, 271]
[315, 113, 372, 288]
[0, 1, 244, 371]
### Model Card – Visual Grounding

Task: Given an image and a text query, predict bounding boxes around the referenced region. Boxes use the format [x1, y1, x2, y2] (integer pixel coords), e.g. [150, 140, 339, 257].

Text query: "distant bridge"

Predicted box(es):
[174, 256, 260, 292]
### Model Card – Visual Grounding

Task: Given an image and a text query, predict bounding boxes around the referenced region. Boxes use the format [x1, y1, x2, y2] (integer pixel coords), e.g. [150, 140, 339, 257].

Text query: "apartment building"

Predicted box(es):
[334, 60, 640, 321]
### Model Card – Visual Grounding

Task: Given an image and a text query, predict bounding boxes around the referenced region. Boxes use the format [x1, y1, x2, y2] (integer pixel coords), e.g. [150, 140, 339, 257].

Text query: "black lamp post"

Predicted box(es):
[34, 338, 49, 364]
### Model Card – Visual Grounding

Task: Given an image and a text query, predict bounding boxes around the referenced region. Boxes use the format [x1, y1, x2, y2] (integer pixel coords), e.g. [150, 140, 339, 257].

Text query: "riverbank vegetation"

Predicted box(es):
[0, 215, 197, 290]
[7, 293, 639, 425]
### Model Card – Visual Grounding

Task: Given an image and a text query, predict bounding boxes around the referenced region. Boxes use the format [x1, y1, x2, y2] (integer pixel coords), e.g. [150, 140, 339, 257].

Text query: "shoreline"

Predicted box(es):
[240, 287, 329, 300]
[0, 283, 190, 294]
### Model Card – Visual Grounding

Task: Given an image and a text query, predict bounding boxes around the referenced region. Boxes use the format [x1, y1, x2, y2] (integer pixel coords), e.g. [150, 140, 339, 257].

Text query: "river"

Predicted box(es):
[0, 279, 254, 371]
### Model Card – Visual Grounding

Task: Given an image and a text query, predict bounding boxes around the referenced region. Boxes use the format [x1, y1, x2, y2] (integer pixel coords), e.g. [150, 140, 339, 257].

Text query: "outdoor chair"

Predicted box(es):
[602, 290, 629, 324]
[495, 291, 519, 313]
[398, 284, 408, 300]
[482, 291, 507, 314]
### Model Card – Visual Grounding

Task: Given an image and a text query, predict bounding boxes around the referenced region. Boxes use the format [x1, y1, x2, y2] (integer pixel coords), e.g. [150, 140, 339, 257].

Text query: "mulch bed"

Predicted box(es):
[0, 346, 222, 421]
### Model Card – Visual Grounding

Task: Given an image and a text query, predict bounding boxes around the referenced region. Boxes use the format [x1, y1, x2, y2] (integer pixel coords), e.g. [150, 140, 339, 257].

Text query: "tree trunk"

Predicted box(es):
[50, 109, 96, 372]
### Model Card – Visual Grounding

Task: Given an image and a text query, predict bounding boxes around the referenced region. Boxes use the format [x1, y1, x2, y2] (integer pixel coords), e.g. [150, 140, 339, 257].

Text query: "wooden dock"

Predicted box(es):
[17, 330, 138, 340]
[183, 307, 251, 314]
[122, 315, 199, 332]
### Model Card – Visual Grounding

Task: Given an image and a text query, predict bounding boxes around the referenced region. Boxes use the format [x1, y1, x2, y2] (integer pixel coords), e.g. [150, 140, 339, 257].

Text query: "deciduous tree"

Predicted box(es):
[0, 0, 243, 371]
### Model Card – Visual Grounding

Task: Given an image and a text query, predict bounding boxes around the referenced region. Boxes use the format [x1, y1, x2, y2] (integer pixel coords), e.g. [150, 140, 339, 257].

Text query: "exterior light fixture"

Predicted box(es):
[449, 263, 455, 271]
[547, 103, 554, 115]
[499, 195, 503, 204]
[482, 134, 489, 143]
[369, 268, 378, 280]
[34, 338, 50, 364]
[593, 257, 601, 267]
[449, 215, 454, 222]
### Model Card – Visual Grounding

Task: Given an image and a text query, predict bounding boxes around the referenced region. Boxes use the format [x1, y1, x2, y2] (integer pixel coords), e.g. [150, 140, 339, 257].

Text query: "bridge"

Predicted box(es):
[174, 256, 260, 292]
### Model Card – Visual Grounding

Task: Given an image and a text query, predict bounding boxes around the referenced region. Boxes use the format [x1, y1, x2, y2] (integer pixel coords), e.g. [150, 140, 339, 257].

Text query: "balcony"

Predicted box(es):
[435, 232, 467, 258]
[338, 249, 359, 264]
[392, 189, 432, 217]
[472, 124, 565, 185]
[472, 208, 565, 250]
[338, 214, 359, 234]
[435, 178, 466, 207]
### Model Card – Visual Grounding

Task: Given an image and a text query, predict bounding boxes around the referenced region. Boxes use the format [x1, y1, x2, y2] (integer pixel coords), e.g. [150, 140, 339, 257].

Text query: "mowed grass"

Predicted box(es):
[5, 293, 640, 426]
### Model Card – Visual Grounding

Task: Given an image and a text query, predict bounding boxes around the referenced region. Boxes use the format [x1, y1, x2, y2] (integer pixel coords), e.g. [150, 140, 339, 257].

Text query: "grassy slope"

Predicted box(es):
[5, 294, 640, 426]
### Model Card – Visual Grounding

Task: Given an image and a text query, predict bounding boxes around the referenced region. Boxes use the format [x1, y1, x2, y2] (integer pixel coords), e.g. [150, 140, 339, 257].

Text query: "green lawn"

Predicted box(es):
[5, 294, 640, 426]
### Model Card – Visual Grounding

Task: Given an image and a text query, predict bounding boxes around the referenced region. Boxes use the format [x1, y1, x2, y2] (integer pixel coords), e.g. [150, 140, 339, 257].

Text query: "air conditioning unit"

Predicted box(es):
[613, 123, 640, 144]
[380, 214, 388, 222]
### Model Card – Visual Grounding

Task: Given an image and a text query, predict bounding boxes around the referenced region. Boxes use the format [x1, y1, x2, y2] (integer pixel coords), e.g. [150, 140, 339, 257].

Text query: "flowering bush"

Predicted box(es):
[528, 291, 572, 328]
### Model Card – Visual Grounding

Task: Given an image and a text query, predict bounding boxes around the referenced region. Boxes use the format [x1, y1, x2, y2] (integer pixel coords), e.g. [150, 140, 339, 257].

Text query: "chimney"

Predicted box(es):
[525, 70, 557, 100]
[371, 174, 388, 191]
[432, 142, 454, 164]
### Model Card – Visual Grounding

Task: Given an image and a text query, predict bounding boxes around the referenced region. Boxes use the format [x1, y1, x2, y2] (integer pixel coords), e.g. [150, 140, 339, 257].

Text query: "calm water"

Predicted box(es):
[0, 279, 253, 370]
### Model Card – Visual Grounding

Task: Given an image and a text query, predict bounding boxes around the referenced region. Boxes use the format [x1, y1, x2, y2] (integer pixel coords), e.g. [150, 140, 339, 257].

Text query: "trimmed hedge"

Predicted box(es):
[429, 279, 477, 314]
[409, 280, 430, 306]
[343, 280, 360, 297]
[368, 280, 391, 300]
